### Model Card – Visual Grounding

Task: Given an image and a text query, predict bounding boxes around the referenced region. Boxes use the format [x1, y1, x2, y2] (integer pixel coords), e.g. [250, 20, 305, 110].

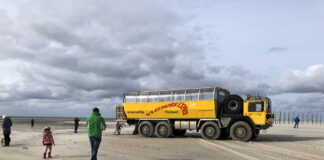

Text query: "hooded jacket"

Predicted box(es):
[42, 131, 55, 145]
[86, 112, 106, 138]
[2, 117, 12, 134]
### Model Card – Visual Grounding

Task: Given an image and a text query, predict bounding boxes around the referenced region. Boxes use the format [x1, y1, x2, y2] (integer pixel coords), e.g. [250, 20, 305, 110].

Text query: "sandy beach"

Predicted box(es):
[1, 118, 324, 160]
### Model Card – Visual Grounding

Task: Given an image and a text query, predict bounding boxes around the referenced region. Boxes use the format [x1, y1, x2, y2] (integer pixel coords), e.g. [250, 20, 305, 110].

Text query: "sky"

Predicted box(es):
[0, 0, 324, 118]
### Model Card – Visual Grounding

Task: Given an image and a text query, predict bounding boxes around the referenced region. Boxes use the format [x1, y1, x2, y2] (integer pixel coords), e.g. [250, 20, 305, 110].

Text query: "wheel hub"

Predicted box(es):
[142, 126, 150, 134]
[159, 126, 167, 135]
[206, 126, 215, 136]
[228, 100, 238, 110]
[236, 127, 246, 137]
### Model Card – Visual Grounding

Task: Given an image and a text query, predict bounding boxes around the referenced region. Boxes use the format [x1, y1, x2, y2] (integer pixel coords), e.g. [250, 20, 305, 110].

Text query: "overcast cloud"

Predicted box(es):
[0, 0, 324, 117]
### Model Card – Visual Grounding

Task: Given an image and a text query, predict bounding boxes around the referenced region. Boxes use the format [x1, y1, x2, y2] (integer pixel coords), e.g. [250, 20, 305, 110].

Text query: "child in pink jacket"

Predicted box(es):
[42, 127, 55, 158]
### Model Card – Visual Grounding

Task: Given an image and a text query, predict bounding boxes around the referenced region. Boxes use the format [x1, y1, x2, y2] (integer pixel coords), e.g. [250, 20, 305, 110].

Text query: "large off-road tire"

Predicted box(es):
[230, 121, 253, 141]
[200, 122, 221, 140]
[138, 121, 155, 137]
[251, 129, 260, 140]
[173, 129, 186, 137]
[223, 95, 243, 114]
[155, 121, 173, 138]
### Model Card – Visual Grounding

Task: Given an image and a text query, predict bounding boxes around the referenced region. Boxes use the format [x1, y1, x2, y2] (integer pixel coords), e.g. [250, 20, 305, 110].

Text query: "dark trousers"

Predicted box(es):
[4, 134, 10, 146]
[74, 125, 78, 133]
[294, 122, 299, 128]
[89, 137, 101, 160]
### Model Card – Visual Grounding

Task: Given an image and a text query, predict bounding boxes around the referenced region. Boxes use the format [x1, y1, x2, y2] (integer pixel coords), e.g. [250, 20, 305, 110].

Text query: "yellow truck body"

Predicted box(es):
[118, 87, 274, 141]
[124, 100, 217, 119]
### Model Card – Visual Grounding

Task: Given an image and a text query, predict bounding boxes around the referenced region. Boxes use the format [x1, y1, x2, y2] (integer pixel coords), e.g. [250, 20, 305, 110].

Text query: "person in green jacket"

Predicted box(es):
[86, 107, 106, 160]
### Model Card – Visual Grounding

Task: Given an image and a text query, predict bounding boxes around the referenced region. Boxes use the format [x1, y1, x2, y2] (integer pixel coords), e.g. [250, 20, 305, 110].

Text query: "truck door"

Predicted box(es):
[245, 101, 266, 125]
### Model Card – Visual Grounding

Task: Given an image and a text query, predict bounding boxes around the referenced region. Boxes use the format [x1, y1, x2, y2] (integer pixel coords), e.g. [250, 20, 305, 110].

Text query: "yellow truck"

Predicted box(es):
[116, 87, 274, 141]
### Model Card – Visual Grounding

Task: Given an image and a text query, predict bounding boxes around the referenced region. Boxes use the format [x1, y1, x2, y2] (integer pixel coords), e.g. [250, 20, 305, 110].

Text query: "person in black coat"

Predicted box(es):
[74, 117, 80, 133]
[2, 115, 12, 146]
[31, 118, 34, 128]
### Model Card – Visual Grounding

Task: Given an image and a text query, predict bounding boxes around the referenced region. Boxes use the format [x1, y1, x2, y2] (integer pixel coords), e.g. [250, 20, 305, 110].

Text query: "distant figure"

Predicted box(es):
[294, 116, 300, 128]
[86, 107, 106, 160]
[74, 117, 80, 133]
[42, 127, 55, 158]
[2, 115, 12, 147]
[31, 118, 34, 128]
[115, 122, 122, 135]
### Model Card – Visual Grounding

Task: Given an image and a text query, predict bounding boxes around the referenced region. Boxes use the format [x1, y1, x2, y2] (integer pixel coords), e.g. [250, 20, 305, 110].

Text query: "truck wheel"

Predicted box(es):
[230, 121, 253, 141]
[200, 122, 221, 140]
[155, 121, 172, 138]
[138, 121, 155, 137]
[173, 129, 186, 137]
[223, 95, 243, 114]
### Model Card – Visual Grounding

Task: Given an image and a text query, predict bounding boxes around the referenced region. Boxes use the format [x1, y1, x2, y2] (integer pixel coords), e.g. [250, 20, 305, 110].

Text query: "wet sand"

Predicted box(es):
[1, 118, 324, 160]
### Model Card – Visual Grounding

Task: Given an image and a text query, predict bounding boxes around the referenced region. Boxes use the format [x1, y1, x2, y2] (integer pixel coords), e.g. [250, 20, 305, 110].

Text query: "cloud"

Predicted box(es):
[0, 0, 273, 117]
[267, 46, 288, 52]
[273, 64, 324, 94]
[272, 93, 324, 115]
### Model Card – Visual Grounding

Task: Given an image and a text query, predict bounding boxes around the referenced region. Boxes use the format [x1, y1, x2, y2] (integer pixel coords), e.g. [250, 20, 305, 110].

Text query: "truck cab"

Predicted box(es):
[244, 96, 274, 129]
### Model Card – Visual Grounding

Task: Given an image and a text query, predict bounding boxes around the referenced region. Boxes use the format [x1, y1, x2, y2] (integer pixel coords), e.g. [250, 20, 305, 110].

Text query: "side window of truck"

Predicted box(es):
[248, 102, 264, 112]
[200, 90, 214, 100]
[173, 92, 184, 101]
[185, 91, 199, 101]
[125, 96, 136, 103]
[148, 95, 158, 102]
[159, 94, 171, 102]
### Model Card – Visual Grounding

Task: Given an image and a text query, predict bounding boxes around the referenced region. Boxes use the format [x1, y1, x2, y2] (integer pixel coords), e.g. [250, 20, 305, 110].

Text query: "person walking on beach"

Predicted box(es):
[74, 117, 80, 133]
[31, 118, 34, 128]
[86, 107, 106, 160]
[294, 116, 300, 128]
[42, 127, 55, 158]
[115, 122, 122, 135]
[2, 115, 12, 147]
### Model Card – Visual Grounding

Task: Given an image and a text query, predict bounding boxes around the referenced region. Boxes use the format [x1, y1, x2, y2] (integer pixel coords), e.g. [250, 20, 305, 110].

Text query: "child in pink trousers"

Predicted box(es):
[42, 127, 55, 158]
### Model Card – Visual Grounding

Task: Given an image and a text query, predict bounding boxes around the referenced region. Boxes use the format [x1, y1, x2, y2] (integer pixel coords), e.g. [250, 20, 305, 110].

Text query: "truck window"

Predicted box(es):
[148, 95, 158, 102]
[185, 91, 199, 101]
[266, 100, 271, 112]
[218, 90, 226, 102]
[125, 96, 136, 103]
[159, 92, 171, 102]
[200, 90, 214, 100]
[173, 91, 185, 101]
[138, 95, 147, 102]
[248, 102, 264, 112]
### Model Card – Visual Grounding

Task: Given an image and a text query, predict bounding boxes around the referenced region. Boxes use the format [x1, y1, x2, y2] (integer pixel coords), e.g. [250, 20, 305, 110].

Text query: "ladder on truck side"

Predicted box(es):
[116, 104, 127, 122]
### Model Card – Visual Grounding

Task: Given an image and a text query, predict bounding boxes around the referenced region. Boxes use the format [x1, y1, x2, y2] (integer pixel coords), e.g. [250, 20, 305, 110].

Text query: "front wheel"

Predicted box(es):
[230, 121, 253, 141]
[200, 122, 221, 140]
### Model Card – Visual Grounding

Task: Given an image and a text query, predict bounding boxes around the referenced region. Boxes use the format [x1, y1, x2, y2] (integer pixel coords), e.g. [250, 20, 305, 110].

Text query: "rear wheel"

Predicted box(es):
[138, 121, 155, 137]
[223, 95, 243, 114]
[173, 129, 186, 137]
[230, 121, 253, 141]
[200, 122, 221, 140]
[155, 121, 173, 138]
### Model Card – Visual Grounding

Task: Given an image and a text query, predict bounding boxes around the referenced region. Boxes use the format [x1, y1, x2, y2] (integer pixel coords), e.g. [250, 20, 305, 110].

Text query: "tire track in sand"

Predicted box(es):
[199, 139, 259, 160]
[201, 139, 324, 160]
[251, 142, 324, 160]
[200, 139, 286, 160]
